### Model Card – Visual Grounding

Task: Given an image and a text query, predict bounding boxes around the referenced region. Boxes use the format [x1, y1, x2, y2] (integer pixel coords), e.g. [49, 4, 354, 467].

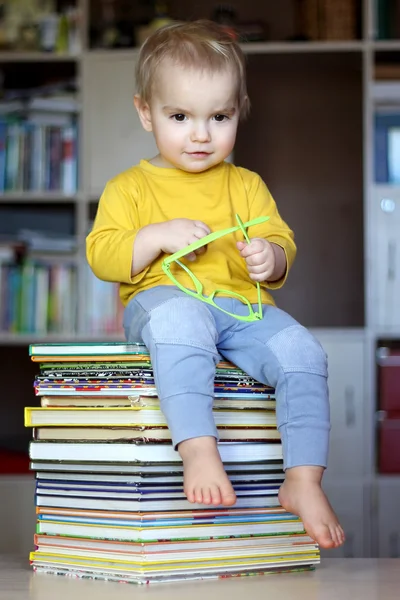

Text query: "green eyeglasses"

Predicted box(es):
[161, 214, 270, 322]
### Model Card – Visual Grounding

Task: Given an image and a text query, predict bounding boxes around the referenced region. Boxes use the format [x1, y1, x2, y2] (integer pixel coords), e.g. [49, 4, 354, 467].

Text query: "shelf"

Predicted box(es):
[0, 333, 125, 345]
[371, 184, 400, 195]
[86, 41, 365, 60]
[0, 52, 81, 63]
[371, 81, 400, 103]
[0, 42, 372, 64]
[373, 41, 400, 51]
[0, 192, 82, 203]
[372, 330, 400, 340]
[240, 41, 365, 54]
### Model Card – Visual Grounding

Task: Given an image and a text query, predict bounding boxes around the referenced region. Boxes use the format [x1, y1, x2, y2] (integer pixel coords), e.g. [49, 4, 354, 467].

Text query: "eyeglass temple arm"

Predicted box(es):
[163, 215, 270, 265]
[235, 214, 263, 318]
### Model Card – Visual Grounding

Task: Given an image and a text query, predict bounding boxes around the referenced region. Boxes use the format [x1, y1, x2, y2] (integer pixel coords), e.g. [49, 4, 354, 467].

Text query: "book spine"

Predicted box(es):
[0, 120, 7, 192]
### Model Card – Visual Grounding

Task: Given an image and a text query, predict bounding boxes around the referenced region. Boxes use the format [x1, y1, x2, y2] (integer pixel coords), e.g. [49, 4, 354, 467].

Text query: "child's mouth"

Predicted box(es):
[187, 152, 211, 158]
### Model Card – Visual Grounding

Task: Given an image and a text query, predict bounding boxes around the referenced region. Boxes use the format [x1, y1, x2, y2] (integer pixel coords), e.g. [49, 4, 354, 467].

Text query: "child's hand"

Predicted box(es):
[236, 238, 276, 282]
[159, 219, 210, 261]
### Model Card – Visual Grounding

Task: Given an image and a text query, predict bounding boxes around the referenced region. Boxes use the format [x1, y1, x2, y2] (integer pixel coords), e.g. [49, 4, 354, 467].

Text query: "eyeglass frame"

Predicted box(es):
[161, 214, 270, 322]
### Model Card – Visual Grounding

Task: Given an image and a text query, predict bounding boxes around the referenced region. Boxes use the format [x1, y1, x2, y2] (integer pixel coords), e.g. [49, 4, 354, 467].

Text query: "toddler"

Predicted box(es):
[86, 20, 345, 549]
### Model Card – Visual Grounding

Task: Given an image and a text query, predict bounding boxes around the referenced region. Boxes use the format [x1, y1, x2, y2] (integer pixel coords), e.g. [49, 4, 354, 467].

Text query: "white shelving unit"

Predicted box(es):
[0, 0, 399, 558]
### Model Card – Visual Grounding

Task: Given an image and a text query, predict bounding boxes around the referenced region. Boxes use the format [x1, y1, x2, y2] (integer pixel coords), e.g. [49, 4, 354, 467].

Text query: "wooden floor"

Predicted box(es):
[1, 557, 399, 600]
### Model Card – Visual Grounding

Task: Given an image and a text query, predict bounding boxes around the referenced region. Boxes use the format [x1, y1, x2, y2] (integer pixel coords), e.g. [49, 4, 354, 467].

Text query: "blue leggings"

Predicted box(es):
[123, 286, 330, 470]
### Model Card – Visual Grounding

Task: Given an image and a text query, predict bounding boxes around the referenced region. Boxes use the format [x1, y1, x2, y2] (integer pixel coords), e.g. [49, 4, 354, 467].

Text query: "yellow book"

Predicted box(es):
[29, 550, 320, 572]
[24, 406, 277, 428]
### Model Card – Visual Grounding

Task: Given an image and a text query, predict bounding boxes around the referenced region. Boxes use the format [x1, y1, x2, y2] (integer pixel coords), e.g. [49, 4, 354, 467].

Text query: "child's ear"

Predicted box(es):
[134, 95, 153, 132]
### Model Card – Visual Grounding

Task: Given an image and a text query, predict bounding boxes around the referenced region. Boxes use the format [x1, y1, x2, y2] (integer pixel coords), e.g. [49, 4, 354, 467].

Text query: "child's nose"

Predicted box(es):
[190, 122, 211, 143]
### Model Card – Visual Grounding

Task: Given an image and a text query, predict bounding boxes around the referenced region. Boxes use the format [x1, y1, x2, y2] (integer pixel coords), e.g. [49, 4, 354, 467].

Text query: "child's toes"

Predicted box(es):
[210, 484, 222, 506]
[185, 487, 195, 503]
[336, 525, 346, 545]
[329, 524, 340, 546]
[194, 487, 203, 504]
[221, 483, 237, 506]
[309, 524, 335, 549]
[201, 487, 212, 505]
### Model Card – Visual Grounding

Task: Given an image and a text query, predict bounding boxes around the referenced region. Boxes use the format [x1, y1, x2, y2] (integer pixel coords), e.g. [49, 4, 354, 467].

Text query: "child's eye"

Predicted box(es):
[171, 114, 186, 122]
[213, 114, 228, 122]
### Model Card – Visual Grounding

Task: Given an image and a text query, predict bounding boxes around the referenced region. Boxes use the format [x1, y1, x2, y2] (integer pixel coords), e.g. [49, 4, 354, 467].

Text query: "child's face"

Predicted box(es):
[138, 62, 240, 172]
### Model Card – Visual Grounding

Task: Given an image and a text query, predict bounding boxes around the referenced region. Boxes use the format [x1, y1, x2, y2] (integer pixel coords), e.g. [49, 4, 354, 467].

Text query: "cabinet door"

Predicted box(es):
[0, 476, 36, 554]
[377, 478, 400, 557]
[313, 334, 365, 478]
[320, 480, 367, 558]
[370, 187, 400, 330]
[83, 53, 158, 196]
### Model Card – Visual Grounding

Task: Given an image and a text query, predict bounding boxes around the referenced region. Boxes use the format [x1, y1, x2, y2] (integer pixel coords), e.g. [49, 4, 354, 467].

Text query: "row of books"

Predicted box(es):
[0, 236, 124, 335]
[0, 262, 78, 334]
[25, 341, 320, 583]
[0, 262, 124, 336]
[301, 0, 358, 41]
[0, 119, 78, 194]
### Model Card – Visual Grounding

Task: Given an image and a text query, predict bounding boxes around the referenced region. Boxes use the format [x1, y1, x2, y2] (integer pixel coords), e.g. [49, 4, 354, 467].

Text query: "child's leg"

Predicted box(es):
[123, 287, 236, 506]
[216, 301, 345, 549]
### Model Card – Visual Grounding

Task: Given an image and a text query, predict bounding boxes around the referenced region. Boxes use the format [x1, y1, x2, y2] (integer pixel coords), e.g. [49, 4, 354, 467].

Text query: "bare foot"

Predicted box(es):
[178, 436, 237, 506]
[278, 466, 345, 549]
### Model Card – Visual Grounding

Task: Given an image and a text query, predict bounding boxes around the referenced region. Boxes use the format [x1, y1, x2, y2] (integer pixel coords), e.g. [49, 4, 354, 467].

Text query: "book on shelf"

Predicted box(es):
[0, 118, 78, 195]
[0, 240, 125, 336]
[0, 258, 78, 334]
[300, 0, 357, 41]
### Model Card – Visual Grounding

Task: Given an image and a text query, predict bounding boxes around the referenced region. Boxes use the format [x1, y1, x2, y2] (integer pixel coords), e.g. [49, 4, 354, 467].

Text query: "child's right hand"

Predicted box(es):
[158, 219, 210, 261]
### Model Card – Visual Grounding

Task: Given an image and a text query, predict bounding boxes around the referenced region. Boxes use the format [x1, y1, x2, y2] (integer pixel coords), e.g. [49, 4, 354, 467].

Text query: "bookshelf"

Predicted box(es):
[0, 0, 400, 559]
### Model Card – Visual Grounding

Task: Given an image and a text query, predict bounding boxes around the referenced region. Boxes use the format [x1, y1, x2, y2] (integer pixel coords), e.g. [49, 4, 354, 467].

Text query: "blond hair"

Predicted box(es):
[135, 20, 250, 119]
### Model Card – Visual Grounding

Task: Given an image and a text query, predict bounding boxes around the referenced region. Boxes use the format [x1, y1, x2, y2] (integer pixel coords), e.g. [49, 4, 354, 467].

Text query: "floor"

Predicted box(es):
[1, 557, 399, 600]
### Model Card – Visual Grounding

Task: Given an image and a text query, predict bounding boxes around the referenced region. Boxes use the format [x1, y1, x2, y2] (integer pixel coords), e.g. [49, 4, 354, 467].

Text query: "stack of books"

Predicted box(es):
[25, 342, 320, 584]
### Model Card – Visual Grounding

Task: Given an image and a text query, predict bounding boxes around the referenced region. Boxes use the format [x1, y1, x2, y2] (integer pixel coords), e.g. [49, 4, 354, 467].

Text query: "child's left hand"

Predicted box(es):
[236, 238, 276, 282]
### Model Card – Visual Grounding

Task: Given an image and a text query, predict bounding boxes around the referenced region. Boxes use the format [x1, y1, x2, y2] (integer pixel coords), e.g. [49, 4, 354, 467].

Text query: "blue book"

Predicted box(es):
[0, 120, 6, 192]
[374, 112, 400, 183]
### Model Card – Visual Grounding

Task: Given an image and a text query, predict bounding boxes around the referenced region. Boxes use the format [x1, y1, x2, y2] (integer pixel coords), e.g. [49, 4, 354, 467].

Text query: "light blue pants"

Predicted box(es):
[123, 286, 330, 470]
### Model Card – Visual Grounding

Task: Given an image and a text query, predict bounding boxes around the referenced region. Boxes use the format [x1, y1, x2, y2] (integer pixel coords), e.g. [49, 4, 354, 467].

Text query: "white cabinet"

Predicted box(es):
[313, 332, 366, 479]
[82, 53, 157, 197]
[310, 334, 371, 558]
[377, 477, 400, 558]
[0, 476, 36, 555]
[320, 480, 368, 558]
[369, 187, 400, 331]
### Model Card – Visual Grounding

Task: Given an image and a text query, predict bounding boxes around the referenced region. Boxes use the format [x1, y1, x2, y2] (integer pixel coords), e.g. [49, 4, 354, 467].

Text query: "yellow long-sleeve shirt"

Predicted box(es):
[86, 160, 296, 307]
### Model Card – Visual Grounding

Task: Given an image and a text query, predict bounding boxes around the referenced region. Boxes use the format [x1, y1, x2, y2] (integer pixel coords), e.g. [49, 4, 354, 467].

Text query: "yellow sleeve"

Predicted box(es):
[86, 178, 147, 285]
[241, 169, 297, 290]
